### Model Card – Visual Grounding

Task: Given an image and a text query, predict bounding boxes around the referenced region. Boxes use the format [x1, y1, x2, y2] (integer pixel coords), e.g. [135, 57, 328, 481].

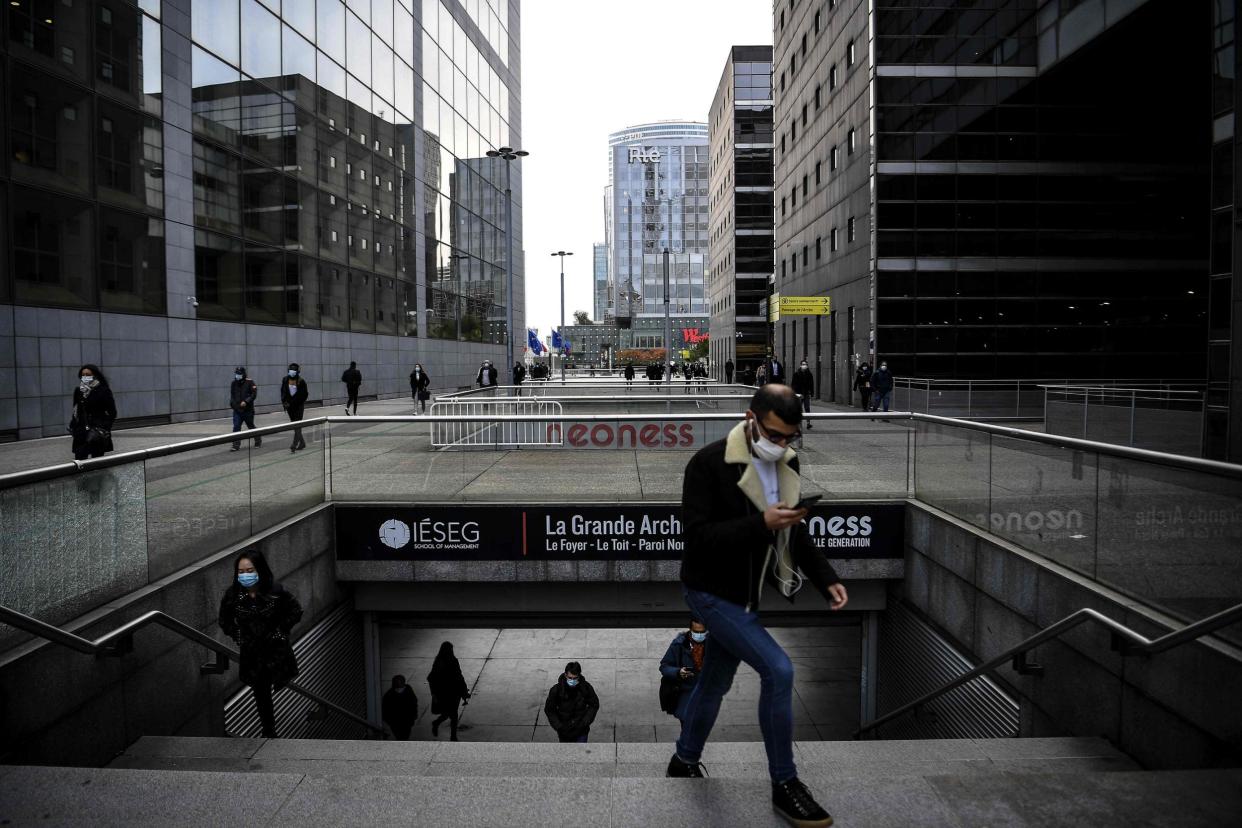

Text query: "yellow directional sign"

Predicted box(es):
[767, 293, 779, 322]
[778, 296, 831, 316]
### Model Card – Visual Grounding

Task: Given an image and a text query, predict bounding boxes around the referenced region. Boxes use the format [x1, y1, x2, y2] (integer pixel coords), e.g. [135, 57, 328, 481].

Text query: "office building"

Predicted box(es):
[605, 121, 710, 324]
[0, 0, 523, 437]
[708, 45, 773, 380]
[773, 0, 1208, 406]
[593, 241, 609, 322]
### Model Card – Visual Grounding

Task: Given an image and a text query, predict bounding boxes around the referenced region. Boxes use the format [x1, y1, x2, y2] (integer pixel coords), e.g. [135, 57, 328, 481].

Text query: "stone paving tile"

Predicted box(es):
[923, 769, 1242, 828]
[120, 735, 266, 759]
[269, 773, 613, 827]
[0, 766, 304, 827]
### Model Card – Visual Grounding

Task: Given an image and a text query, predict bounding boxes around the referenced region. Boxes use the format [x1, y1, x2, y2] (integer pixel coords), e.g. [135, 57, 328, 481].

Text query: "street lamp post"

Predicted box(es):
[663, 247, 672, 387]
[485, 146, 528, 382]
[551, 250, 573, 380]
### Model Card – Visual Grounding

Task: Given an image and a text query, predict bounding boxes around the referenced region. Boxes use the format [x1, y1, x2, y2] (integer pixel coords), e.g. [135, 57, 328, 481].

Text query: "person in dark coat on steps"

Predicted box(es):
[724, 359, 735, 384]
[659, 619, 708, 720]
[382, 674, 419, 741]
[230, 367, 261, 451]
[544, 661, 599, 743]
[427, 641, 470, 740]
[341, 362, 362, 415]
[512, 362, 526, 395]
[280, 363, 308, 452]
[791, 360, 815, 429]
[410, 364, 431, 414]
[69, 364, 116, 460]
[218, 548, 303, 738]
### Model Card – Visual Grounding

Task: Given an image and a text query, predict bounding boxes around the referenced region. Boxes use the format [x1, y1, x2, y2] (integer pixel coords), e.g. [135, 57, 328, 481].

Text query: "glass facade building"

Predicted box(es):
[774, 0, 1209, 408]
[606, 122, 709, 322]
[0, 0, 522, 437]
[592, 241, 608, 322]
[708, 45, 773, 381]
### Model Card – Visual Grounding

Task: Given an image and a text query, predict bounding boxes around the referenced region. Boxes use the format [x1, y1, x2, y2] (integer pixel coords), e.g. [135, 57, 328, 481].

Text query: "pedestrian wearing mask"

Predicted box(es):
[218, 549, 303, 738]
[668, 384, 847, 828]
[341, 361, 362, 415]
[427, 641, 470, 740]
[69, 364, 116, 460]
[854, 362, 873, 411]
[280, 363, 308, 453]
[229, 367, 261, 451]
[410, 364, 431, 414]
[659, 619, 709, 720]
[871, 361, 894, 413]
[725, 359, 735, 384]
[513, 362, 526, 396]
[382, 675, 419, 741]
[544, 661, 599, 743]
[476, 359, 498, 388]
[791, 360, 815, 430]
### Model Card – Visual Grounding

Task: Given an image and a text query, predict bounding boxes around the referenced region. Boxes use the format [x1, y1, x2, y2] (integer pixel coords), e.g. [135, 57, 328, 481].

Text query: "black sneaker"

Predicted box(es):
[772, 778, 833, 827]
[666, 754, 707, 778]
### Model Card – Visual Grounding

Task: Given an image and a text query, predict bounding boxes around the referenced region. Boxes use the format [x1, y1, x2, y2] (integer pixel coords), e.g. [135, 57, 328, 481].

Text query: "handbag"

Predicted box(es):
[417, 389, 430, 402]
[85, 426, 111, 449]
[658, 675, 681, 715]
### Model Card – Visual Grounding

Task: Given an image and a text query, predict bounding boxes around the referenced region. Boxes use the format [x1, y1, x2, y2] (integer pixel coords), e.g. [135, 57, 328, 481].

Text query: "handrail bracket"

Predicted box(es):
[199, 651, 230, 675]
[1012, 651, 1045, 676]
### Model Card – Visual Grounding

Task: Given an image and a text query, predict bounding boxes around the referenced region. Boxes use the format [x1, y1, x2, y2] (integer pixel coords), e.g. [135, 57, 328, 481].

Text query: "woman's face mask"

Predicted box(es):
[237, 571, 259, 588]
[288, 369, 298, 378]
[79, 374, 94, 385]
[566, 677, 579, 687]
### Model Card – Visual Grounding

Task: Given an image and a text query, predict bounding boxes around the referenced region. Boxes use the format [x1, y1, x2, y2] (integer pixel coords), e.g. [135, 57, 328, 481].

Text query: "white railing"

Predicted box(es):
[428, 398, 565, 448]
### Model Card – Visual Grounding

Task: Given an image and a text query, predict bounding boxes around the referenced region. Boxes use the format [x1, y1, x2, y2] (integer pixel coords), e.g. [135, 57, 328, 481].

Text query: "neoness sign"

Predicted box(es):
[337, 503, 904, 562]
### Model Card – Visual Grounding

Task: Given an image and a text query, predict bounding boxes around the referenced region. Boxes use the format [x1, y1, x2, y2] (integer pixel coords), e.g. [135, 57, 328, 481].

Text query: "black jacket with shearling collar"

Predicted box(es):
[679, 422, 842, 611]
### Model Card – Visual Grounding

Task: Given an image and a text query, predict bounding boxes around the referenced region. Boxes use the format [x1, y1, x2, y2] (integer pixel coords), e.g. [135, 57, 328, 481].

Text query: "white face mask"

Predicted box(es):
[749, 417, 788, 462]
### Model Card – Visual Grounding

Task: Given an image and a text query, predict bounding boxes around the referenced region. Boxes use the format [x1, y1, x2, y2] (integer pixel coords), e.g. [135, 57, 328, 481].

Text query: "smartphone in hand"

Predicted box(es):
[795, 494, 823, 511]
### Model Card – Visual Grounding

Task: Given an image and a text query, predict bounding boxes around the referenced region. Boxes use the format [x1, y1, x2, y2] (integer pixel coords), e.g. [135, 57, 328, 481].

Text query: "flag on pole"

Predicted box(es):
[551, 329, 564, 351]
[527, 328, 544, 355]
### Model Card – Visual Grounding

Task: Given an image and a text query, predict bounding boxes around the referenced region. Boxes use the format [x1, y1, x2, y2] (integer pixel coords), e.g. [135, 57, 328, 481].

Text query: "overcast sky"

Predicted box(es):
[518, 0, 772, 339]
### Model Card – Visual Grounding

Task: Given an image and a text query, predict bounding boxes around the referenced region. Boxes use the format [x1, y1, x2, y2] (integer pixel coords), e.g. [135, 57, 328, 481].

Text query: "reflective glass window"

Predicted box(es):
[283, 25, 316, 85]
[319, 262, 349, 329]
[285, 0, 315, 39]
[372, 33, 394, 104]
[97, 99, 164, 215]
[9, 65, 93, 196]
[244, 246, 287, 323]
[194, 229, 243, 320]
[192, 46, 242, 145]
[349, 0, 371, 25]
[241, 0, 281, 80]
[99, 207, 165, 314]
[8, 0, 91, 82]
[193, 139, 242, 234]
[347, 10, 371, 85]
[396, 4, 415, 61]
[318, 0, 347, 64]
[11, 186, 95, 308]
[349, 269, 375, 330]
[374, 0, 394, 43]
[193, 0, 240, 65]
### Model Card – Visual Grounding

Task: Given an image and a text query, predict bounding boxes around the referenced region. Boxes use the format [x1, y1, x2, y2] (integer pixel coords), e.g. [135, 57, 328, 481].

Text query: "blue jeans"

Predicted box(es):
[675, 587, 797, 783]
[875, 390, 892, 412]
[231, 409, 256, 448]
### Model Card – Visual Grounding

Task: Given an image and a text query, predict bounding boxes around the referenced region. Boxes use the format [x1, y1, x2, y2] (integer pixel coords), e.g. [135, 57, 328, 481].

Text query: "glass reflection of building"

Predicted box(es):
[606, 122, 710, 325]
[592, 242, 608, 322]
[0, 0, 522, 437]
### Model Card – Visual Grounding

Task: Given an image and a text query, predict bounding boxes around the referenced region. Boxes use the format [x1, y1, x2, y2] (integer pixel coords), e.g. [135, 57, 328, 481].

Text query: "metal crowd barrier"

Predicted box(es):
[428, 398, 565, 447]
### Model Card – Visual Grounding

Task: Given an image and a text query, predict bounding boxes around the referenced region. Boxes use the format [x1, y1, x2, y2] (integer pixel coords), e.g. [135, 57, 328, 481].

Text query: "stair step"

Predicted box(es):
[107, 736, 1142, 780]
[3, 764, 1239, 827]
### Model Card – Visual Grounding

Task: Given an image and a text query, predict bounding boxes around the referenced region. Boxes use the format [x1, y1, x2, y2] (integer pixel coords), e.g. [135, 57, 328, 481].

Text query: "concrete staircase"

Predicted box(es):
[0, 737, 1238, 826]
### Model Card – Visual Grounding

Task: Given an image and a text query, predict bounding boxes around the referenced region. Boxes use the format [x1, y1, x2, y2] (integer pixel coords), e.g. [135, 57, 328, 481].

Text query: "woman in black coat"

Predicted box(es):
[69, 364, 116, 460]
[218, 549, 303, 738]
[280, 362, 309, 452]
[410, 363, 431, 414]
[426, 641, 470, 740]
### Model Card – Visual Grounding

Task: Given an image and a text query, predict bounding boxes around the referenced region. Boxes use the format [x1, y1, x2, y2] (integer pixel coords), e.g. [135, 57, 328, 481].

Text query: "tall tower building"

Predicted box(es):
[606, 122, 710, 331]
[593, 242, 610, 322]
[709, 46, 774, 381]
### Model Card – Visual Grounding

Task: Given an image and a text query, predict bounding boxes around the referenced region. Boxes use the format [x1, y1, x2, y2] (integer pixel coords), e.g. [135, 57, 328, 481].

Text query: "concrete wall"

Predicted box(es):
[0, 506, 344, 768]
[0, 304, 509, 438]
[903, 501, 1242, 770]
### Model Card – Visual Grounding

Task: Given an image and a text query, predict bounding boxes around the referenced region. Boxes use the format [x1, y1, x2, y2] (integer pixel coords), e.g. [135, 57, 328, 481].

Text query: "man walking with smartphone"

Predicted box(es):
[658, 618, 709, 720]
[668, 384, 848, 828]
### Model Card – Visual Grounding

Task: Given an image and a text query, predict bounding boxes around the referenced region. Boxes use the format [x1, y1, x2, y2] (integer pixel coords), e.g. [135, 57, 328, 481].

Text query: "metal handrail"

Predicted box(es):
[854, 600, 1242, 738]
[6, 409, 1242, 489]
[0, 603, 384, 736]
